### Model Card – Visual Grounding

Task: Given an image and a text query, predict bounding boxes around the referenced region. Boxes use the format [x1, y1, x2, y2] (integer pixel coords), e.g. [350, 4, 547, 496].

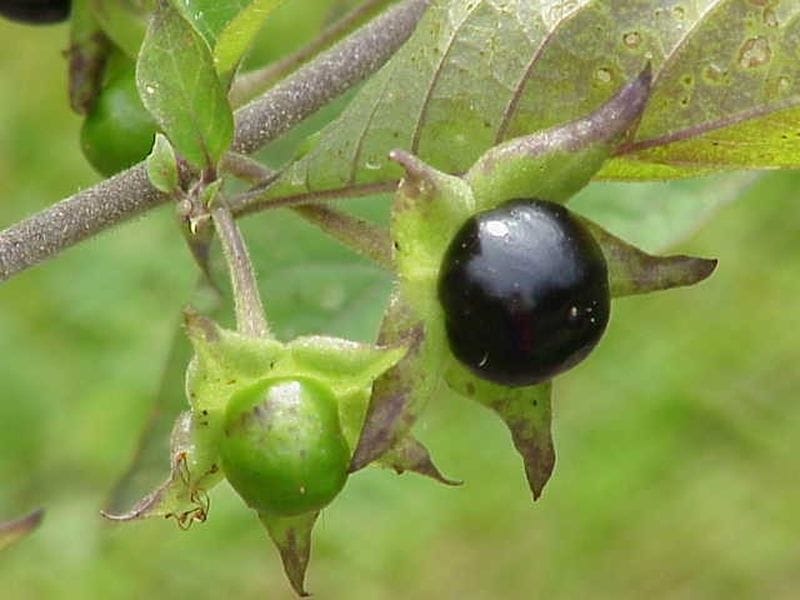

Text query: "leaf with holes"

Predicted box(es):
[256, 0, 800, 209]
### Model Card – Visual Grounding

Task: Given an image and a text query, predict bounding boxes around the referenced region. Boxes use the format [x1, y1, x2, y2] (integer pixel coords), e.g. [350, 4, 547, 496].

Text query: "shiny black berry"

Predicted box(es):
[438, 198, 610, 387]
[0, 0, 70, 24]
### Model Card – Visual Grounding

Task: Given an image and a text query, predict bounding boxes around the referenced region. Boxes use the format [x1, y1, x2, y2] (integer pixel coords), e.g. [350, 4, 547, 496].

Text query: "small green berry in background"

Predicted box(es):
[2, 1, 800, 597]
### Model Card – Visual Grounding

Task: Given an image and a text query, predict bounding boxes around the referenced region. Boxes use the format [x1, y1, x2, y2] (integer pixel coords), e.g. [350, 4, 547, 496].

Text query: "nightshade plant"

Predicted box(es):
[2, 0, 799, 595]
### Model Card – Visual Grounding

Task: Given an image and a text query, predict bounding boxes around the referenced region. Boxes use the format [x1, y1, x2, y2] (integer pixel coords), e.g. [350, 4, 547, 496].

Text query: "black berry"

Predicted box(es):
[0, 0, 70, 24]
[438, 198, 610, 386]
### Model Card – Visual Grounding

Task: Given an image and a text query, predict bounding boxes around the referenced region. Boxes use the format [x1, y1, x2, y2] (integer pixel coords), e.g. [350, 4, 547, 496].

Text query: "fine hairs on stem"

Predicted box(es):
[211, 200, 271, 339]
[0, 0, 430, 282]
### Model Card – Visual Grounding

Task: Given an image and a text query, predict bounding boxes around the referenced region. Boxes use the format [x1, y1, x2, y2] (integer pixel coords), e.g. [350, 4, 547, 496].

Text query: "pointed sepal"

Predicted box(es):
[389, 150, 475, 316]
[379, 435, 461, 486]
[0, 508, 44, 551]
[581, 218, 718, 297]
[466, 65, 653, 207]
[101, 411, 223, 526]
[446, 363, 555, 501]
[349, 294, 443, 472]
[259, 511, 319, 597]
[286, 335, 407, 397]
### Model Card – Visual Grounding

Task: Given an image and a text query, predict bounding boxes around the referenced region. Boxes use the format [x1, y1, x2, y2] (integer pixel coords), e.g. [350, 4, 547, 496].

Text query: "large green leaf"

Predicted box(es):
[137, 2, 234, 169]
[258, 0, 800, 206]
[175, 0, 286, 76]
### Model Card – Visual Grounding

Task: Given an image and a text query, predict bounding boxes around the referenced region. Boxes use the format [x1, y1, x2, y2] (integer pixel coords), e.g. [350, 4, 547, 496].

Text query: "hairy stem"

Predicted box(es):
[232, 0, 426, 155]
[216, 140, 395, 270]
[211, 201, 270, 338]
[220, 152, 277, 185]
[0, 0, 429, 283]
[229, 0, 398, 107]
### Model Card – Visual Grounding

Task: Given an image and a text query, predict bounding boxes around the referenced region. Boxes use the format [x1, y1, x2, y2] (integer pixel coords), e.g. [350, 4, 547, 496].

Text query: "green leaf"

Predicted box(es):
[175, 0, 286, 76]
[146, 133, 180, 193]
[259, 0, 800, 207]
[137, 2, 234, 169]
[89, 0, 148, 59]
[0, 509, 44, 551]
[601, 1, 800, 178]
[213, 0, 286, 76]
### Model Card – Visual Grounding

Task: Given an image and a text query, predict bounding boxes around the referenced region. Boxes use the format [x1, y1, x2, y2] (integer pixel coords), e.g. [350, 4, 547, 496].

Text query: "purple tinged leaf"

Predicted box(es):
[259, 511, 319, 597]
[581, 217, 718, 297]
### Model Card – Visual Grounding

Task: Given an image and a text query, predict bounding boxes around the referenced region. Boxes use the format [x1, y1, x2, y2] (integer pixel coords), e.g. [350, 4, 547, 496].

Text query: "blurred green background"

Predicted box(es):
[1, 3, 799, 598]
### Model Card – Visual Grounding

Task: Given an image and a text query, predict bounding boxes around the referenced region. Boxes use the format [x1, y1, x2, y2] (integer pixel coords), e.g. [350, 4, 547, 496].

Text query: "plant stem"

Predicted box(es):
[211, 200, 271, 338]
[0, 0, 429, 283]
[293, 204, 393, 269]
[220, 152, 278, 185]
[229, 0, 398, 107]
[232, 0, 427, 155]
[222, 154, 393, 268]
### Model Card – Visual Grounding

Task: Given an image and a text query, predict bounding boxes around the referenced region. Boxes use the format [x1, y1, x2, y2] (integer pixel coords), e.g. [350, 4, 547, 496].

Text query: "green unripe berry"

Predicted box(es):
[220, 378, 350, 517]
[80, 54, 157, 177]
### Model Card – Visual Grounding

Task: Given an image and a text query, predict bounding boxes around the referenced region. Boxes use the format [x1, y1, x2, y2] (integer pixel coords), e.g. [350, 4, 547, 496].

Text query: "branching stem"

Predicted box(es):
[0, 0, 429, 283]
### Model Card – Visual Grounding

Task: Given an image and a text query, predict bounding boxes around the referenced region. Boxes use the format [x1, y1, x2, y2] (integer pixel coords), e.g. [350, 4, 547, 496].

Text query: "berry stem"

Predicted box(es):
[211, 200, 271, 338]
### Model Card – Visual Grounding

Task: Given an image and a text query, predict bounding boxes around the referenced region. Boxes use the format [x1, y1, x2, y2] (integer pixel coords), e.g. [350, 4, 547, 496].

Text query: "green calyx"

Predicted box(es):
[102, 311, 406, 525]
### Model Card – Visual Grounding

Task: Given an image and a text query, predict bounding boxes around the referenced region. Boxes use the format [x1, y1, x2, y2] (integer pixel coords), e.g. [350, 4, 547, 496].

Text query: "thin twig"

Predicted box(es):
[0, 0, 429, 283]
[222, 153, 393, 269]
[229, 0, 398, 107]
[220, 152, 277, 184]
[230, 181, 397, 215]
[211, 201, 270, 338]
[293, 204, 393, 269]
